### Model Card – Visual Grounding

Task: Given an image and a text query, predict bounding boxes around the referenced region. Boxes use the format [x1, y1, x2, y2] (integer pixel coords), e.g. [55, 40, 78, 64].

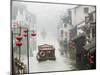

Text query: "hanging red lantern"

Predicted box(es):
[89, 57, 94, 64]
[31, 32, 36, 36]
[16, 41, 23, 46]
[23, 34, 27, 37]
[16, 35, 23, 40]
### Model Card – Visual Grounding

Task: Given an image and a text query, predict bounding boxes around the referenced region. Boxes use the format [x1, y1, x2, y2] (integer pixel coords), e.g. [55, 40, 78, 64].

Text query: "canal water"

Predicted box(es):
[28, 35, 77, 73]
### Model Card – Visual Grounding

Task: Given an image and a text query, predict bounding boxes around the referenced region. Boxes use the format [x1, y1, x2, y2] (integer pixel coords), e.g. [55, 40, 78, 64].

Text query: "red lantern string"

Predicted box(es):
[16, 35, 23, 40]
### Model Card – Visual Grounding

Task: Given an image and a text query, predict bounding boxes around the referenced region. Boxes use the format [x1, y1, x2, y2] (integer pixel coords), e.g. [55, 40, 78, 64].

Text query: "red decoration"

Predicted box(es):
[88, 53, 94, 64]
[31, 32, 36, 36]
[23, 34, 27, 37]
[16, 35, 23, 40]
[89, 58, 94, 64]
[16, 41, 23, 46]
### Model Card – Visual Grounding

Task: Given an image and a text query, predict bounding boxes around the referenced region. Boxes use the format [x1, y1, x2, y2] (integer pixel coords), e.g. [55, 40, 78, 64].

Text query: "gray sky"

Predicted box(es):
[13, 1, 77, 38]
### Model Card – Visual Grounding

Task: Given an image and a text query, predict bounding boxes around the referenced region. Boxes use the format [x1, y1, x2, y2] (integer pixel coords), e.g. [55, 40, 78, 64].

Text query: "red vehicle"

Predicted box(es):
[36, 44, 56, 61]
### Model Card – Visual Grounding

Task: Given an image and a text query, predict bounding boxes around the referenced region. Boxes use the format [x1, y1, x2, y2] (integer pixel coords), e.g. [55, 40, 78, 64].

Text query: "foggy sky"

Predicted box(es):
[13, 1, 77, 38]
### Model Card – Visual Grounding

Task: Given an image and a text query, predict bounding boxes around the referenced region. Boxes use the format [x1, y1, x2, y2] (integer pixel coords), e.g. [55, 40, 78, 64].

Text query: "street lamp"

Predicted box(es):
[12, 23, 37, 74]
[16, 41, 23, 46]
[23, 29, 36, 73]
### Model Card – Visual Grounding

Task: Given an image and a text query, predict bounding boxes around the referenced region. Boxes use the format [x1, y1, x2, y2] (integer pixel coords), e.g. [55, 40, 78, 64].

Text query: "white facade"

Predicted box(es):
[58, 5, 95, 45]
[70, 6, 95, 36]
[58, 23, 71, 42]
[70, 6, 95, 26]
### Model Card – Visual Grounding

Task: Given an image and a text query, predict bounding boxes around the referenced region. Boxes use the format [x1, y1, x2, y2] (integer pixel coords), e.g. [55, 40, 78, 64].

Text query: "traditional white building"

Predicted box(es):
[58, 5, 95, 41]
[57, 5, 96, 57]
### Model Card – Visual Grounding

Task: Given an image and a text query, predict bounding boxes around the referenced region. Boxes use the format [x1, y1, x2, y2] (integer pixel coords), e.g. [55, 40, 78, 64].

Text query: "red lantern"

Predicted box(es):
[31, 32, 36, 36]
[23, 34, 27, 37]
[16, 35, 23, 40]
[89, 57, 94, 64]
[16, 41, 23, 46]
